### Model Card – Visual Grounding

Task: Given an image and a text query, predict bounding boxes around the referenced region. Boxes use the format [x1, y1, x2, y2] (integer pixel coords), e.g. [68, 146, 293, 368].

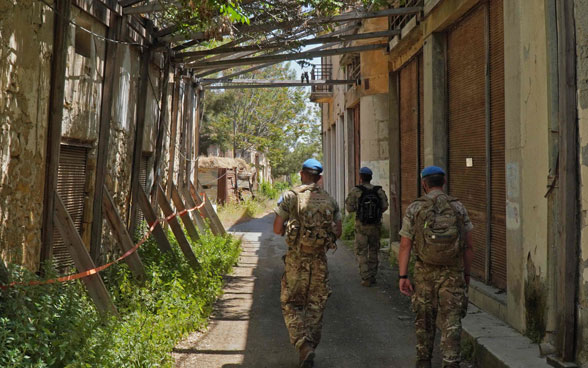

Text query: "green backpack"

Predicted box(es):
[414, 194, 464, 266]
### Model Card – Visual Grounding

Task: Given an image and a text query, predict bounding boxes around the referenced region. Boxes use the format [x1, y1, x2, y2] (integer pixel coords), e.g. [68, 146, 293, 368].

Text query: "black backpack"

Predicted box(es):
[356, 185, 383, 224]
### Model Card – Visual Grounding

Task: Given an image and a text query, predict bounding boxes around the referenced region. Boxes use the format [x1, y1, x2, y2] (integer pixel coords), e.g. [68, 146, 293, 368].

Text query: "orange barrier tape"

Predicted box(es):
[1, 193, 208, 289]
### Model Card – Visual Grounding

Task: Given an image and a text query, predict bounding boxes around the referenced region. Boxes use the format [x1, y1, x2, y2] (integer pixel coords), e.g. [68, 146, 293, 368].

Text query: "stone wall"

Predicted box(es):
[0, 1, 54, 270]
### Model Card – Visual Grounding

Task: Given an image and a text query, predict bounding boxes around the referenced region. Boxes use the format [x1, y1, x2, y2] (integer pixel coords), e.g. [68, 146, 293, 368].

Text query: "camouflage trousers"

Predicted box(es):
[354, 224, 381, 281]
[411, 261, 468, 368]
[280, 250, 331, 350]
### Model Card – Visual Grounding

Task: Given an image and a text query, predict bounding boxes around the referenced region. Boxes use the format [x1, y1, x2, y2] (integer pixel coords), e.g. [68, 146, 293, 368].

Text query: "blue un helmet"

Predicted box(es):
[421, 165, 446, 178]
[302, 158, 323, 175]
[359, 167, 373, 175]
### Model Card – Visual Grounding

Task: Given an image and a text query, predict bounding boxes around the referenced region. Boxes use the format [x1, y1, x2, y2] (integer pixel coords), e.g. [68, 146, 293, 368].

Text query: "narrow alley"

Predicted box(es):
[174, 214, 441, 368]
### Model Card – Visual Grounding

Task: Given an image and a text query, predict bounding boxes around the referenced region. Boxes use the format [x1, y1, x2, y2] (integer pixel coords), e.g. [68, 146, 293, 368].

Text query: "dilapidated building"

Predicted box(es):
[319, 0, 588, 365]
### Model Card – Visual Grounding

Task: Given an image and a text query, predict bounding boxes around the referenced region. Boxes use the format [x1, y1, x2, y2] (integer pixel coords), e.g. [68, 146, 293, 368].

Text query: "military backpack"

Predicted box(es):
[414, 193, 464, 266]
[285, 185, 336, 253]
[356, 185, 383, 225]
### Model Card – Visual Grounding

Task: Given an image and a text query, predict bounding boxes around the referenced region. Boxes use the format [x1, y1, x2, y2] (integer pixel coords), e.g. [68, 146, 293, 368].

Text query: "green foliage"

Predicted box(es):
[259, 180, 291, 200]
[200, 64, 322, 179]
[0, 228, 241, 368]
[342, 213, 355, 240]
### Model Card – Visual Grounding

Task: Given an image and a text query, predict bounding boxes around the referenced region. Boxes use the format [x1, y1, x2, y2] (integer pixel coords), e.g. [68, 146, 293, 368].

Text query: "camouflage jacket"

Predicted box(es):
[345, 183, 389, 226]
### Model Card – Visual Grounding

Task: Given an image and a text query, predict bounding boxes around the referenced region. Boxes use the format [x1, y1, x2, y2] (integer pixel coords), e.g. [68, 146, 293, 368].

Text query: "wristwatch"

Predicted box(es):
[398, 275, 408, 279]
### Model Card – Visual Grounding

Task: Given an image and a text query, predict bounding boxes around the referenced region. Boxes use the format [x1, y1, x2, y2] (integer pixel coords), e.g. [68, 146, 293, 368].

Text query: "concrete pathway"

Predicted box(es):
[174, 214, 443, 368]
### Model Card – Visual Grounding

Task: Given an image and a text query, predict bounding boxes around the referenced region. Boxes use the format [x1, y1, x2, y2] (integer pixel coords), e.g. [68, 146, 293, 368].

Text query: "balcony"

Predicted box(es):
[309, 64, 333, 103]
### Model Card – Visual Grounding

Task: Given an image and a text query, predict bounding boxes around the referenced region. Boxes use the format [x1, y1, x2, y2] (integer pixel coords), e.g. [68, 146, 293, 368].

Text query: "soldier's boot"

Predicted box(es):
[299, 342, 315, 368]
[415, 359, 432, 368]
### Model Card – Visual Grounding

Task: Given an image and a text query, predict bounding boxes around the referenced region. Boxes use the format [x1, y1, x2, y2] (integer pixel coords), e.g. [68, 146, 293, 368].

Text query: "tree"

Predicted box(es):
[200, 63, 322, 177]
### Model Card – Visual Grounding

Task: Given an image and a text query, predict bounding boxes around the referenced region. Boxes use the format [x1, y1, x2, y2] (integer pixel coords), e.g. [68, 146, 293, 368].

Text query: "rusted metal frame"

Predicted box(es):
[166, 70, 181, 199]
[169, 182, 200, 241]
[128, 20, 153, 235]
[156, 184, 201, 271]
[483, 2, 492, 284]
[190, 180, 226, 236]
[189, 43, 388, 69]
[150, 51, 171, 202]
[136, 186, 175, 254]
[41, 0, 72, 265]
[90, 13, 122, 263]
[177, 29, 400, 60]
[54, 193, 119, 316]
[555, 0, 579, 362]
[101, 186, 146, 281]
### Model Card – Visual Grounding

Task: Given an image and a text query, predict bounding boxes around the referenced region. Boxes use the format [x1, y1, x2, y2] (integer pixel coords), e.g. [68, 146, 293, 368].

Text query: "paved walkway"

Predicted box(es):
[174, 214, 443, 367]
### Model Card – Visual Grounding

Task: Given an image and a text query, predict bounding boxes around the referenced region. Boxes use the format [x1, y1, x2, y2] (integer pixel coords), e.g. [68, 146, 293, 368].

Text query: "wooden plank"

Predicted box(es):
[54, 193, 118, 316]
[41, 0, 72, 265]
[156, 185, 201, 271]
[166, 71, 181, 199]
[123, 1, 164, 14]
[189, 180, 226, 236]
[189, 43, 388, 69]
[170, 183, 200, 241]
[91, 13, 121, 262]
[205, 81, 357, 89]
[151, 53, 171, 200]
[137, 185, 175, 254]
[128, 32, 152, 235]
[178, 81, 192, 188]
[556, 0, 578, 361]
[101, 186, 146, 281]
[179, 183, 208, 233]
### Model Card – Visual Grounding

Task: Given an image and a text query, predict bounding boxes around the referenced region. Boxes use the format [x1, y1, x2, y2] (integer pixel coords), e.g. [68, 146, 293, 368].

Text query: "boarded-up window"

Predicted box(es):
[53, 144, 88, 272]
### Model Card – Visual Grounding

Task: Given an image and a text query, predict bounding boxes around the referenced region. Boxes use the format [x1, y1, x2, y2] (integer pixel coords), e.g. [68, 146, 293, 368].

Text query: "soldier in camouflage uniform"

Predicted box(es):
[273, 158, 342, 368]
[398, 166, 474, 368]
[345, 167, 389, 286]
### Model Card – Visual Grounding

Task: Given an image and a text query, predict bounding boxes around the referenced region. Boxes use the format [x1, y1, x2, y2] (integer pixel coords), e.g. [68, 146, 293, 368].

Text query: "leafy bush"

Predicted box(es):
[342, 213, 356, 240]
[259, 180, 279, 199]
[0, 227, 241, 368]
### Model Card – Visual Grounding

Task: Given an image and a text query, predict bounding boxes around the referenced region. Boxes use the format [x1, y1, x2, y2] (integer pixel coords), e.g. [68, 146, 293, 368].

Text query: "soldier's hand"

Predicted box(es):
[399, 278, 414, 296]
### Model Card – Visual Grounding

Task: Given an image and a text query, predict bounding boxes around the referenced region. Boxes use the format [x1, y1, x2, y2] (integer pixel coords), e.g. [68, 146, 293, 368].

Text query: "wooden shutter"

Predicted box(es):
[418, 53, 425, 182]
[489, 0, 507, 289]
[447, 5, 487, 281]
[53, 144, 88, 272]
[399, 57, 420, 216]
[353, 105, 360, 185]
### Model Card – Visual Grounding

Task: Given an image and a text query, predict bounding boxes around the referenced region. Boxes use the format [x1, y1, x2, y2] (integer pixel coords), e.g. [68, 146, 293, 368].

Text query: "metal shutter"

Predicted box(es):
[53, 144, 88, 272]
[489, 0, 506, 289]
[399, 57, 420, 216]
[447, 5, 487, 281]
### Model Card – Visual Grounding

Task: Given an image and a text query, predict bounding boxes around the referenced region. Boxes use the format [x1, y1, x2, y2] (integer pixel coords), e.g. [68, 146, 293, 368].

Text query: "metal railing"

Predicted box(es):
[311, 64, 333, 93]
[389, 0, 423, 32]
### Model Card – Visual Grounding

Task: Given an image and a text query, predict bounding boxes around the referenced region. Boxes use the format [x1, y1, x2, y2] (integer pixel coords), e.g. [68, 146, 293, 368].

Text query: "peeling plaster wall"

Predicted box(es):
[0, 0, 53, 270]
[574, 0, 588, 363]
[503, 0, 550, 333]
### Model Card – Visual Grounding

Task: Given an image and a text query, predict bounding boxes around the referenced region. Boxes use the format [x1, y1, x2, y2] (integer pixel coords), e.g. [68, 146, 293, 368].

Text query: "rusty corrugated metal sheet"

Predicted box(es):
[489, 0, 507, 290]
[53, 145, 88, 272]
[400, 57, 420, 216]
[448, 4, 487, 281]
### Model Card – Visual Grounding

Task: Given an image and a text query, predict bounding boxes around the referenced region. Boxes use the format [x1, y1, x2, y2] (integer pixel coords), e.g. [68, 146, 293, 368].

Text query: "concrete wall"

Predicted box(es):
[575, 0, 588, 362]
[0, 1, 53, 270]
[503, 0, 550, 333]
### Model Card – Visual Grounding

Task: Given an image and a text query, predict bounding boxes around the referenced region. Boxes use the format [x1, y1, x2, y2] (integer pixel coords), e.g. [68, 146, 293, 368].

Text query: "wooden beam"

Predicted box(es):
[176, 29, 399, 60]
[91, 13, 121, 263]
[101, 186, 146, 281]
[41, 0, 71, 265]
[123, 1, 164, 14]
[203, 78, 356, 84]
[189, 43, 388, 69]
[119, 0, 145, 7]
[156, 185, 201, 271]
[178, 183, 208, 233]
[170, 182, 200, 241]
[128, 29, 152, 235]
[178, 81, 192, 188]
[205, 82, 346, 89]
[189, 180, 226, 236]
[166, 71, 181, 199]
[137, 185, 175, 254]
[151, 53, 171, 200]
[556, 0, 578, 361]
[54, 193, 118, 316]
